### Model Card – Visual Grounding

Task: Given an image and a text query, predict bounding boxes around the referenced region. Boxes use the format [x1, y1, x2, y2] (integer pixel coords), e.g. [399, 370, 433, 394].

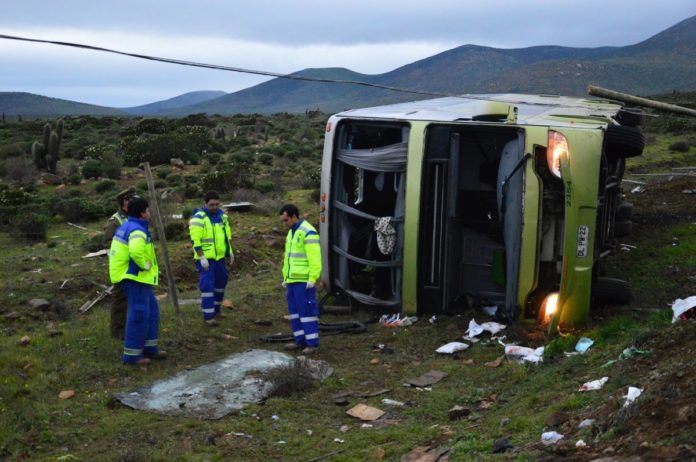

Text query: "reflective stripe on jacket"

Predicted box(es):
[188, 208, 232, 261]
[282, 219, 321, 283]
[108, 218, 159, 285]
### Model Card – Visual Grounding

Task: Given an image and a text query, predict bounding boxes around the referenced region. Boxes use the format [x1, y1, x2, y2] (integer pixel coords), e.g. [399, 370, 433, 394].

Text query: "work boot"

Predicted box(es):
[284, 342, 302, 351]
[147, 351, 168, 361]
[301, 347, 318, 355]
[205, 319, 219, 327]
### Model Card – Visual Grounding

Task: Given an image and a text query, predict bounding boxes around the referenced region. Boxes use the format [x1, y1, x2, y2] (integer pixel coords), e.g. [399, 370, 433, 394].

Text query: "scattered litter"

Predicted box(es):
[671, 296, 696, 322]
[306, 429, 313, 436]
[462, 336, 479, 343]
[541, 431, 564, 446]
[60, 279, 71, 289]
[448, 405, 471, 420]
[683, 189, 695, 194]
[436, 342, 469, 354]
[277, 440, 286, 445]
[360, 423, 373, 429]
[630, 185, 645, 194]
[429, 315, 437, 324]
[623, 386, 642, 407]
[405, 370, 448, 388]
[504, 345, 544, 363]
[575, 337, 595, 353]
[82, 249, 108, 258]
[379, 314, 418, 327]
[381, 398, 405, 407]
[576, 440, 587, 448]
[601, 347, 648, 368]
[485, 355, 505, 368]
[18, 335, 31, 346]
[271, 415, 279, 421]
[579, 419, 595, 428]
[370, 358, 381, 365]
[620, 244, 636, 252]
[482, 305, 498, 316]
[346, 403, 385, 421]
[579, 377, 608, 391]
[59, 390, 76, 400]
[466, 319, 506, 337]
[339, 425, 349, 432]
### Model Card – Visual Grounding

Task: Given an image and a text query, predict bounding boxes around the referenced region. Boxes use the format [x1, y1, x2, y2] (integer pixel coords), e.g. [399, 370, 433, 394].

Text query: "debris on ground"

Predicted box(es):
[404, 370, 448, 388]
[601, 347, 648, 368]
[575, 337, 595, 353]
[448, 405, 470, 420]
[435, 341, 469, 354]
[59, 390, 75, 400]
[401, 446, 452, 462]
[623, 386, 642, 407]
[491, 437, 514, 454]
[82, 249, 108, 258]
[381, 398, 405, 407]
[540, 431, 564, 445]
[18, 335, 31, 346]
[671, 296, 696, 322]
[504, 345, 544, 363]
[466, 319, 506, 337]
[346, 403, 384, 421]
[485, 356, 504, 368]
[579, 377, 609, 391]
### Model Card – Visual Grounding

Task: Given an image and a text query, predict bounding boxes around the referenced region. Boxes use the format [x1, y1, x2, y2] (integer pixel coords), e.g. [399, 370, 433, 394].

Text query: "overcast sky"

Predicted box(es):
[1, 0, 694, 107]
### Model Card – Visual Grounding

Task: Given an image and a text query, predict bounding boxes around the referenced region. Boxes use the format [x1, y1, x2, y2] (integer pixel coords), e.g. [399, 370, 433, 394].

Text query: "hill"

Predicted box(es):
[0, 92, 126, 117]
[120, 90, 227, 115]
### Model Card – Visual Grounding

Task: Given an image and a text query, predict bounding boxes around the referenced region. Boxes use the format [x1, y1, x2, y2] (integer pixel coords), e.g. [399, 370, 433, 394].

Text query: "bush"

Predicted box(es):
[82, 159, 103, 179]
[66, 173, 81, 185]
[50, 196, 113, 222]
[8, 213, 48, 241]
[164, 221, 186, 240]
[300, 168, 321, 189]
[254, 179, 275, 194]
[94, 179, 116, 194]
[668, 140, 690, 152]
[154, 179, 167, 189]
[0, 143, 25, 159]
[166, 174, 183, 186]
[2, 156, 35, 183]
[101, 151, 122, 179]
[205, 152, 221, 165]
[258, 153, 274, 165]
[156, 167, 171, 179]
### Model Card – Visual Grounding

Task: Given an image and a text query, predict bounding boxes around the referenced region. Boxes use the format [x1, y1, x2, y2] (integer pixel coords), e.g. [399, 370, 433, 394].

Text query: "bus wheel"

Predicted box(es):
[605, 125, 645, 160]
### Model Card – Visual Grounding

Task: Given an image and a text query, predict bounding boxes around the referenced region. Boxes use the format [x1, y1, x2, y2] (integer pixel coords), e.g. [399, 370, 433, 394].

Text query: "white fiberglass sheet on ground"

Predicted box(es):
[114, 349, 332, 419]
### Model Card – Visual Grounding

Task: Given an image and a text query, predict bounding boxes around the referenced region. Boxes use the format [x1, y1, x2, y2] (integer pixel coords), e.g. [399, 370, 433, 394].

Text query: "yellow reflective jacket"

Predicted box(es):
[108, 218, 159, 285]
[188, 208, 232, 261]
[282, 219, 321, 283]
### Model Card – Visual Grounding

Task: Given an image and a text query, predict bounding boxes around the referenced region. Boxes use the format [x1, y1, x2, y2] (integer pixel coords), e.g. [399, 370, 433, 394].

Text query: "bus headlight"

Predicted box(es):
[547, 131, 569, 178]
[540, 292, 560, 324]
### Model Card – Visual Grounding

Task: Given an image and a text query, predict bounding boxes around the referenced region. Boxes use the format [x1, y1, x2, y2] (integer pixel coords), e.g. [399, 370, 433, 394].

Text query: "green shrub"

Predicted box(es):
[50, 196, 113, 222]
[83, 232, 105, 252]
[154, 179, 167, 189]
[101, 151, 122, 179]
[156, 167, 171, 179]
[254, 179, 275, 194]
[94, 179, 116, 194]
[0, 143, 25, 159]
[258, 153, 274, 165]
[166, 174, 183, 186]
[205, 152, 221, 165]
[82, 159, 103, 179]
[66, 173, 82, 185]
[8, 213, 48, 241]
[300, 168, 321, 189]
[164, 221, 186, 240]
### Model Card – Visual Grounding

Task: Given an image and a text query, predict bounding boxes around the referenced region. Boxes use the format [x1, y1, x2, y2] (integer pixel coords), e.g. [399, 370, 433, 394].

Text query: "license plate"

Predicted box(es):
[576, 225, 589, 258]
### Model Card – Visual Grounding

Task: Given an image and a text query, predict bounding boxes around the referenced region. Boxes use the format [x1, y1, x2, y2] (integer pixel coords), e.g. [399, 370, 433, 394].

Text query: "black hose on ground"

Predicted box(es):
[259, 321, 367, 343]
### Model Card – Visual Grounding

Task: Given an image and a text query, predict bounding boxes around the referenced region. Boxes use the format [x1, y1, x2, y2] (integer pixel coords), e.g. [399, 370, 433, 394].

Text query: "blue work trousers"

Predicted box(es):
[197, 258, 228, 320]
[121, 280, 160, 364]
[286, 283, 319, 348]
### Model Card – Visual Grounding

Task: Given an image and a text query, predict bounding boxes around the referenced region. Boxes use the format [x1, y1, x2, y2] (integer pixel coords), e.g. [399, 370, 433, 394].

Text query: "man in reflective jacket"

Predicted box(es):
[103, 187, 136, 339]
[189, 191, 234, 326]
[279, 204, 322, 354]
[108, 197, 165, 365]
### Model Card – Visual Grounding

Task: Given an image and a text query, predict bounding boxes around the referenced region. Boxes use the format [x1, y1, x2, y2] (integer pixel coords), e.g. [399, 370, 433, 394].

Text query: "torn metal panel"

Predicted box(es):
[114, 349, 332, 419]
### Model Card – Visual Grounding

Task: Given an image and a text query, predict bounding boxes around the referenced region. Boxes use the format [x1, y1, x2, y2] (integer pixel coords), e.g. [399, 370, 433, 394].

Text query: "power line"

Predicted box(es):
[0, 33, 460, 99]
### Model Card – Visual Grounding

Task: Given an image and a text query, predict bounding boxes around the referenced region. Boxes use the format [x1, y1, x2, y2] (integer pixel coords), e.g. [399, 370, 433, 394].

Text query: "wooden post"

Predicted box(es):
[143, 162, 182, 318]
[588, 85, 696, 117]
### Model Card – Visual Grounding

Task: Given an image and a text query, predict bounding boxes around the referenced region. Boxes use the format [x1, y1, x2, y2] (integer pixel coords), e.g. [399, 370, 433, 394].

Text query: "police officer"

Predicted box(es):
[188, 191, 234, 326]
[108, 197, 166, 365]
[279, 204, 322, 354]
[103, 187, 136, 339]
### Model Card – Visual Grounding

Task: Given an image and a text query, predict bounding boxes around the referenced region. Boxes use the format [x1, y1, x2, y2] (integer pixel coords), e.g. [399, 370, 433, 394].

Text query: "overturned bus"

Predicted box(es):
[318, 94, 645, 329]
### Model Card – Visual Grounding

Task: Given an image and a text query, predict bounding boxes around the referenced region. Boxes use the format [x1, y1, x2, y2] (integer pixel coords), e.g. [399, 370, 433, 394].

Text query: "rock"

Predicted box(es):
[170, 158, 185, 169]
[500, 417, 511, 427]
[59, 390, 75, 400]
[492, 437, 513, 454]
[374, 447, 386, 459]
[28, 299, 51, 310]
[18, 335, 31, 346]
[370, 358, 380, 365]
[339, 425, 349, 432]
[55, 184, 66, 191]
[205, 434, 216, 446]
[448, 405, 471, 420]
[545, 411, 570, 427]
[40, 172, 63, 185]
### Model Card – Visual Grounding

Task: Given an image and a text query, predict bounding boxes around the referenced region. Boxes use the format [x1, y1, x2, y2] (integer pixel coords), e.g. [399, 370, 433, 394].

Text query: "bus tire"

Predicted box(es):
[605, 125, 645, 160]
[616, 108, 644, 127]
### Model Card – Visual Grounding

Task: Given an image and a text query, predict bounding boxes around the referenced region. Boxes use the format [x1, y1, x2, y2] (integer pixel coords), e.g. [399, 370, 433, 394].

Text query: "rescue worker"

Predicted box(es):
[103, 187, 136, 339]
[108, 197, 166, 365]
[188, 191, 234, 326]
[279, 204, 322, 354]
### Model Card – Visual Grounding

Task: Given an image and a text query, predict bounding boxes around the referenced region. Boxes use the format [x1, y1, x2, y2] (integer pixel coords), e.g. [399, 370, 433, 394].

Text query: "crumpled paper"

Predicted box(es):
[504, 345, 544, 363]
[466, 319, 506, 337]
[436, 342, 469, 354]
[671, 296, 696, 323]
[578, 377, 608, 391]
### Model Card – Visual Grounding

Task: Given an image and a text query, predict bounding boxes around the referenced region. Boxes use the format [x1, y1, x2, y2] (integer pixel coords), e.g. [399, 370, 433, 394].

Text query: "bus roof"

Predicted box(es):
[335, 94, 623, 127]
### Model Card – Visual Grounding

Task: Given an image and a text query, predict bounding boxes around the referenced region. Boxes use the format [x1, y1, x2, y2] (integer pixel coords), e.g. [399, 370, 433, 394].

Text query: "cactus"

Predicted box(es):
[32, 119, 64, 174]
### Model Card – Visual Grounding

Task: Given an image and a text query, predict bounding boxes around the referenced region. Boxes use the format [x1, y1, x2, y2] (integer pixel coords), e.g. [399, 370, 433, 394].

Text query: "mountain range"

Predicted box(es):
[2, 14, 695, 117]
